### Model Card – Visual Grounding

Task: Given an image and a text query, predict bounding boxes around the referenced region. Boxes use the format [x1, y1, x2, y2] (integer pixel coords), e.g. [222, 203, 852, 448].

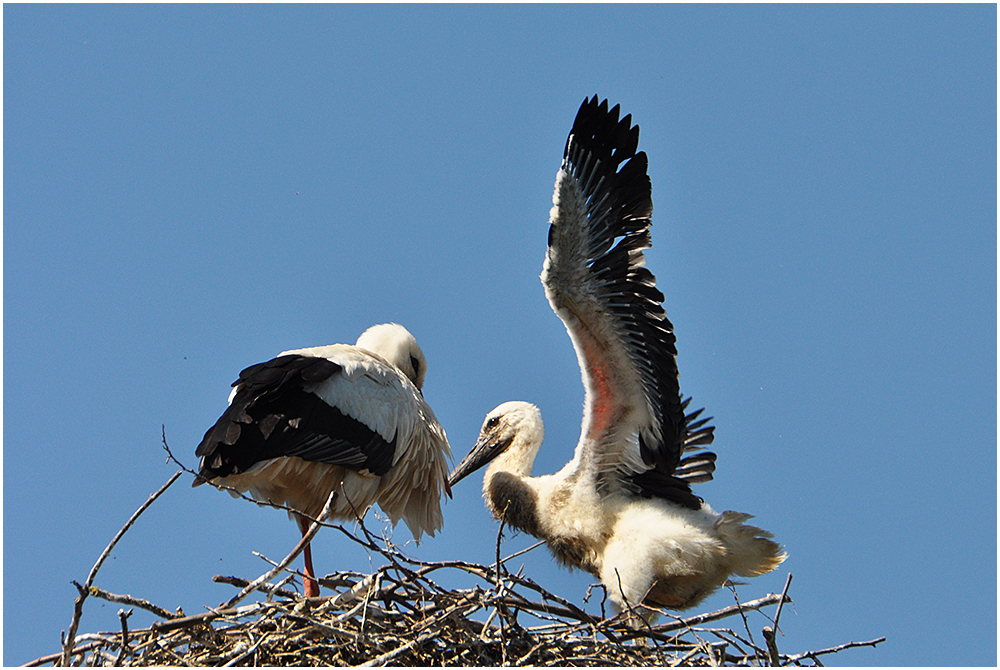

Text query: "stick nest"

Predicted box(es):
[34, 468, 884, 667]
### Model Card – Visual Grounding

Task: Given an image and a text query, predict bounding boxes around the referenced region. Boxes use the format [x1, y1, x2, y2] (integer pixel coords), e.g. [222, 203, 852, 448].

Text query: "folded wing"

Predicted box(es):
[196, 352, 402, 481]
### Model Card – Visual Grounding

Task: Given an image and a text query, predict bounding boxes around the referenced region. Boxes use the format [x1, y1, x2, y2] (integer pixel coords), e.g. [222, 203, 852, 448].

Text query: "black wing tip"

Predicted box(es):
[559, 93, 654, 269]
[566, 95, 641, 166]
[634, 395, 719, 506]
[681, 397, 716, 450]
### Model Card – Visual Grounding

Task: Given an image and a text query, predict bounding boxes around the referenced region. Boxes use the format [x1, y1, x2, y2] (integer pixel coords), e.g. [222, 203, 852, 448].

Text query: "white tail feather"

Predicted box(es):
[715, 510, 787, 577]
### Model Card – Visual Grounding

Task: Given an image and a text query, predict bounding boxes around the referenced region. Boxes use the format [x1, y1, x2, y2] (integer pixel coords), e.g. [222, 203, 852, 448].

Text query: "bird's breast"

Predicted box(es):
[485, 471, 541, 537]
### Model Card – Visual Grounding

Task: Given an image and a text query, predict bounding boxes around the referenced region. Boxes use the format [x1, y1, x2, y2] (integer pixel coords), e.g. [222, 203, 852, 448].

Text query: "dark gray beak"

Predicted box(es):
[447, 431, 512, 487]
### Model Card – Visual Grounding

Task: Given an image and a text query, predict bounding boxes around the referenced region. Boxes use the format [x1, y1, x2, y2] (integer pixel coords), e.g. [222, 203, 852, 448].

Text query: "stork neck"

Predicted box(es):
[485, 443, 537, 480]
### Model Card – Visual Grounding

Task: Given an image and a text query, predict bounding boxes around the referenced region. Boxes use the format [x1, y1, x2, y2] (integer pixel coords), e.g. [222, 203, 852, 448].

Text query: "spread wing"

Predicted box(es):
[195, 352, 398, 481]
[542, 96, 715, 509]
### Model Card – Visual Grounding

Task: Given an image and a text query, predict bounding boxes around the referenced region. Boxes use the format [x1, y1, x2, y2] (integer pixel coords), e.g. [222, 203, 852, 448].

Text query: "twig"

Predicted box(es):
[495, 511, 508, 586]
[358, 629, 438, 667]
[784, 637, 886, 663]
[24, 642, 104, 667]
[218, 488, 337, 610]
[773, 573, 793, 635]
[655, 593, 790, 633]
[59, 469, 182, 666]
[153, 636, 193, 666]
[163, 428, 328, 526]
[149, 602, 272, 633]
[726, 582, 761, 664]
[222, 633, 271, 667]
[501, 539, 545, 563]
[213, 575, 299, 600]
[673, 644, 704, 666]
[762, 626, 780, 666]
[80, 583, 179, 620]
[113, 609, 132, 667]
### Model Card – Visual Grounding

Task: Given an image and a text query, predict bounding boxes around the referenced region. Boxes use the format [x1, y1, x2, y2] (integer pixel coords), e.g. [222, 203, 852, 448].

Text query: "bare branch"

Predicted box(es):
[762, 626, 780, 666]
[59, 469, 182, 666]
[212, 575, 299, 600]
[774, 573, 793, 634]
[785, 637, 887, 663]
[654, 592, 791, 633]
[218, 488, 337, 610]
[113, 609, 132, 667]
[81, 583, 179, 620]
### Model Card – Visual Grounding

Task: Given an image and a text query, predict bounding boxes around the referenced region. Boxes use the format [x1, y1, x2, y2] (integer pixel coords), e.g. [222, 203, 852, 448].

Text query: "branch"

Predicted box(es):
[163, 429, 330, 526]
[59, 469, 182, 666]
[762, 626, 780, 666]
[653, 592, 791, 633]
[221, 632, 272, 667]
[80, 583, 179, 620]
[212, 575, 299, 600]
[25, 642, 104, 668]
[113, 609, 132, 667]
[773, 573, 793, 634]
[358, 630, 438, 667]
[218, 488, 337, 610]
[726, 581, 761, 662]
[148, 603, 270, 634]
[785, 637, 887, 663]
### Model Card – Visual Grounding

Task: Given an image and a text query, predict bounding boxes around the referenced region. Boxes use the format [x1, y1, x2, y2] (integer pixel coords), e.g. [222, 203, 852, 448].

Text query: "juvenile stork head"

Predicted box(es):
[450, 401, 544, 485]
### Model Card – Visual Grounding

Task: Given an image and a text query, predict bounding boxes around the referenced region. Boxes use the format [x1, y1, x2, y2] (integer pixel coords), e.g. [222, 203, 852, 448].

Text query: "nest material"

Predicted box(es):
[33, 468, 884, 667]
[42, 571, 771, 666]
[35, 533, 883, 667]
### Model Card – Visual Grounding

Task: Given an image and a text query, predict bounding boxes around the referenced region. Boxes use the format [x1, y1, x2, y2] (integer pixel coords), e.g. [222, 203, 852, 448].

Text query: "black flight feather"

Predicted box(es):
[195, 354, 397, 483]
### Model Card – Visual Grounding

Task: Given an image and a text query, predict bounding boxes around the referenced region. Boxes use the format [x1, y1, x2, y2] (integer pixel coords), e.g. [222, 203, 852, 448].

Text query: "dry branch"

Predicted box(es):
[58, 470, 182, 666]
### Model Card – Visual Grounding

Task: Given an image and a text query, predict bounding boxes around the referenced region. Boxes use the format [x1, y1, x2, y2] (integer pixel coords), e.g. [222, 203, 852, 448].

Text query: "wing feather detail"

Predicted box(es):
[195, 352, 399, 481]
[543, 96, 716, 507]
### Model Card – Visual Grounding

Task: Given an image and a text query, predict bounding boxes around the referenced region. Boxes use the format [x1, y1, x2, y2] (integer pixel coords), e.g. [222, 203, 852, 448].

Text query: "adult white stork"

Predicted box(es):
[195, 323, 451, 598]
[449, 97, 785, 618]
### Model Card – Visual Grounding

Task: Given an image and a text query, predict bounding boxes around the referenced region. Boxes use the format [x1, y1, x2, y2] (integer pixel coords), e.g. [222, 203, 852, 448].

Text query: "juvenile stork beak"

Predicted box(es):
[447, 429, 513, 488]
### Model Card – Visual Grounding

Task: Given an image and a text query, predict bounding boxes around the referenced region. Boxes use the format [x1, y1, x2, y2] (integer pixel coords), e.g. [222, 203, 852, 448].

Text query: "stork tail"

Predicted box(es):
[715, 511, 787, 578]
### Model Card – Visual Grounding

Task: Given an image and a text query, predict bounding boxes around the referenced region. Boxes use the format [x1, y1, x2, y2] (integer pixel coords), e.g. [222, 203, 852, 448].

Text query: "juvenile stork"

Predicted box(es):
[449, 97, 785, 618]
[196, 323, 451, 598]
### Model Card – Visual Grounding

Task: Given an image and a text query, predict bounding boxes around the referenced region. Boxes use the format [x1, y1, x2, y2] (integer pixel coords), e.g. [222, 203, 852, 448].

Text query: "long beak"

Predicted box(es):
[448, 431, 511, 487]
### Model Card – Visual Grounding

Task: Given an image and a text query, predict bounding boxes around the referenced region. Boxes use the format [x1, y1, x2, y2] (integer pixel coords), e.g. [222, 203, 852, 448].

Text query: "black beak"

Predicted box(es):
[447, 432, 511, 487]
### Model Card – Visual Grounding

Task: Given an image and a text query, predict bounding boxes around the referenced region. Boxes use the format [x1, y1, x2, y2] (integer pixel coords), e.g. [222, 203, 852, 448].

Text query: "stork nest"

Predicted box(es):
[31, 468, 884, 667]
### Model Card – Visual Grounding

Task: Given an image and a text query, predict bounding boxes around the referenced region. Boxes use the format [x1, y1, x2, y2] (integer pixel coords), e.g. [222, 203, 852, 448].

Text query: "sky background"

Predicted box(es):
[4, 5, 996, 666]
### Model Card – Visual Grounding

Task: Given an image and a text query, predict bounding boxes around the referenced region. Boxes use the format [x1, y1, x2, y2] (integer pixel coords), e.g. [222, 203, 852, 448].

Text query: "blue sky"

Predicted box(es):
[4, 5, 995, 666]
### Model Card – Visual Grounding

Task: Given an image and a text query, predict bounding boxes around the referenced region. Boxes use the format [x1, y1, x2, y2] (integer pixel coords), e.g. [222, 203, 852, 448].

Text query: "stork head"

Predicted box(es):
[449, 401, 544, 487]
[356, 323, 428, 390]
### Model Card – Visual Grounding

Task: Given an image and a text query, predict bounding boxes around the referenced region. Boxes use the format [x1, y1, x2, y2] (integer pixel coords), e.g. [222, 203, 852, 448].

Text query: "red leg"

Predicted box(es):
[296, 515, 320, 598]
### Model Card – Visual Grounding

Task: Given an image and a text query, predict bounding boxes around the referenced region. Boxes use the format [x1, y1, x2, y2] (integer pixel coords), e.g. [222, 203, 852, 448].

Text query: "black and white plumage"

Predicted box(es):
[449, 97, 784, 617]
[196, 323, 451, 597]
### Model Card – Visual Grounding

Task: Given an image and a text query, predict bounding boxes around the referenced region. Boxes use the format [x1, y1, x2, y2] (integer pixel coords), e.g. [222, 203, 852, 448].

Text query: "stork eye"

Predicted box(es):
[486, 416, 500, 429]
[409, 355, 420, 377]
